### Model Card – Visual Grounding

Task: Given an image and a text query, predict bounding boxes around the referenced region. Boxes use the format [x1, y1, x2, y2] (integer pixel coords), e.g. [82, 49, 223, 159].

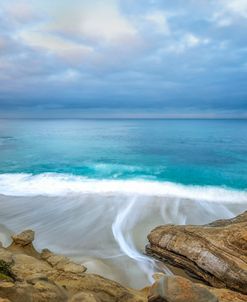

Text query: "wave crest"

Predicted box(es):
[0, 173, 246, 203]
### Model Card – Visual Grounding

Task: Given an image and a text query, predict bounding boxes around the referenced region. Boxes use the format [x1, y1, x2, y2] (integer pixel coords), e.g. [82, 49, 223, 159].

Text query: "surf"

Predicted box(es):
[0, 173, 246, 202]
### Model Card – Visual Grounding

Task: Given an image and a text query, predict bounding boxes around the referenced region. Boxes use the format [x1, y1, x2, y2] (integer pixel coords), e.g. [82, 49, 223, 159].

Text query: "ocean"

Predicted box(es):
[0, 118, 247, 288]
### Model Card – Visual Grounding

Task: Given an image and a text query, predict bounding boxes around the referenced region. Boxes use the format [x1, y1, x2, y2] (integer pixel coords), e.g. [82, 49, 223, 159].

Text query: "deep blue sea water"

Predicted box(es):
[0, 118, 247, 189]
[0, 118, 247, 287]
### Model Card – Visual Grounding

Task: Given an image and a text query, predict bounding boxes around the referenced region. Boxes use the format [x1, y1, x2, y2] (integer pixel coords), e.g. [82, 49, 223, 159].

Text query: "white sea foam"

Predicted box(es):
[0, 172, 246, 203]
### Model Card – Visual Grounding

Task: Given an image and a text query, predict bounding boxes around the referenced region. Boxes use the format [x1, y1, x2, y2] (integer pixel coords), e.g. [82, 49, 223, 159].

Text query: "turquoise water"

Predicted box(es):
[0, 118, 246, 189]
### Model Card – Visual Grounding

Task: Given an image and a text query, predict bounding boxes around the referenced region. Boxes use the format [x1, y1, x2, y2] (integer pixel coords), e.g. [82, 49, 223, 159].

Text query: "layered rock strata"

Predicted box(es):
[146, 211, 247, 294]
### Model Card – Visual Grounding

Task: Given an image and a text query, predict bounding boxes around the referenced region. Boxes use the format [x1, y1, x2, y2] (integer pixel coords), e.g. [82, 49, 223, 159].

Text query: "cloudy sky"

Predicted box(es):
[0, 0, 247, 117]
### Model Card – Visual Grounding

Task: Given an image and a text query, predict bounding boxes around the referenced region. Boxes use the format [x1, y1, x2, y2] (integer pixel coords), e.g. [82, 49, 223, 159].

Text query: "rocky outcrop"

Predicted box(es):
[8, 230, 39, 258]
[204, 287, 247, 302]
[146, 211, 247, 295]
[0, 279, 67, 302]
[148, 274, 247, 302]
[0, 230, 146, 302]
[40, 249, 87, 274]
[148, 275, 218, 302]
[11, 230, 34, 246]
[68, 292, 101, 302]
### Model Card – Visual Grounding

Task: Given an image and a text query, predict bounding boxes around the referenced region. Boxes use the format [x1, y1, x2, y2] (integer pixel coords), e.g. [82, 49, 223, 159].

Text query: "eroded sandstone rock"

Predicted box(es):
[199, 285, 247, 302]
[148, 274, 247, 302]
[41, 249, 87, 274]
[11, 253, 51, 280]
[0, 279, 68, 302]
[11, 230, 34, 246]
[69, 292, 101, 302]
[148, 275, 218, 302]
[146, 211, 247, 294]
[0, 298, 11, 302]
[9, 230, 39, 258]
[0, 230, 147, 302]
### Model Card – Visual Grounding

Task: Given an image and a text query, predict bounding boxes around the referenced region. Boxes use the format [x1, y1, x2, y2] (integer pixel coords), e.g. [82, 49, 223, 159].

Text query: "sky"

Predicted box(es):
[0, 0, 247, 118]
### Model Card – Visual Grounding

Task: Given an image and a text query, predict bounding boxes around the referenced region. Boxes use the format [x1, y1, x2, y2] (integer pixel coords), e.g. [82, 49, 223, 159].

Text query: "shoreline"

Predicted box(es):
[1, 190, 247, 289]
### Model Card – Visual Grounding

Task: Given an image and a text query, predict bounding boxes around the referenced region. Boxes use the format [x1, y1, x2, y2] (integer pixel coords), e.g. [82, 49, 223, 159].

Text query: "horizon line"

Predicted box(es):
[0, 117, 247, 120]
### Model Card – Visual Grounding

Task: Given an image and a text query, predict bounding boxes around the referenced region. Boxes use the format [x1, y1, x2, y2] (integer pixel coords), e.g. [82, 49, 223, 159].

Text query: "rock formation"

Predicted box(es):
[148, 274, 218, 302]
[148, 273, 247, 302]
[0, 230, 146, 302]
[146, 211, 247, 295]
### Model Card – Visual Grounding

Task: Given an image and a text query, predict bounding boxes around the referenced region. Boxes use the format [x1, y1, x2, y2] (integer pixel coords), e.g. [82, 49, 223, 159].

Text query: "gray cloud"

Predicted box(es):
[0, 0, 246, 117]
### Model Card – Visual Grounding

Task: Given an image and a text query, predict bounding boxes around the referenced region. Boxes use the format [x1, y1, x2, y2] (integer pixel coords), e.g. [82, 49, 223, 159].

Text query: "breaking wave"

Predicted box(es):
[0, 173, 246, 202]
